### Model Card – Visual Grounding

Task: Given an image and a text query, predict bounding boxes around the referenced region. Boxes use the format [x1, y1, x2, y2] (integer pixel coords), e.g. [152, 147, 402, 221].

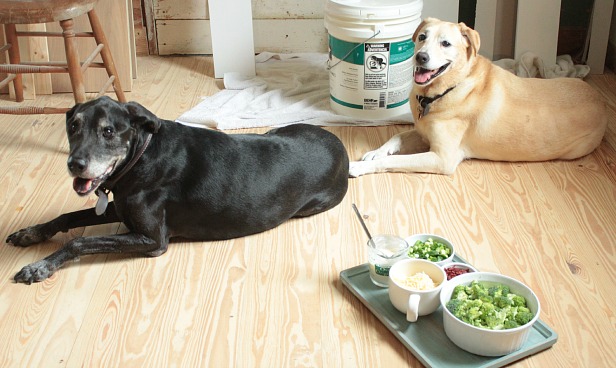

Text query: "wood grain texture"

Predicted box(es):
[0, 56, 615, 367]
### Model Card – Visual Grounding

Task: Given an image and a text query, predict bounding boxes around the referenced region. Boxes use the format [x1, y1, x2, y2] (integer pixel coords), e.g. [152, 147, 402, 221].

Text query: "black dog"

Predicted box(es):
[7, 96, 349, 284]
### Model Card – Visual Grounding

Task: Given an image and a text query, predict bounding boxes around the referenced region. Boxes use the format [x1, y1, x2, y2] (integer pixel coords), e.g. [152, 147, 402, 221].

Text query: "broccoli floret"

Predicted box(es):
[452, 285, 469, 301]
[517, 306, 531, 314]
[508, 293, 527, 307]
[487, 286, 498, 297]
[504, 319, 520, 329]
[470, 282, 490, 300]
[453, 284, 467, 294]
[464, 281, 478, 297]
[479, 295, 494, 303]
[487, 284, 511, 298]
[446, 298, 465, 315]
[501, 285, 511, 296]
[480, 302, 496, 316]
[468, 306, 482, 319]
[465, 300, 484, 327]
[494, 295, 514, 308]
[515, 310, 534, 325]
[483, 315, 505, 330]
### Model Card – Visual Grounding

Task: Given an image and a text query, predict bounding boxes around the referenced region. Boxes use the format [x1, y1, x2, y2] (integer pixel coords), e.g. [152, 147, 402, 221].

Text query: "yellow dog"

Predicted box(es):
[350, 18, 608, 176]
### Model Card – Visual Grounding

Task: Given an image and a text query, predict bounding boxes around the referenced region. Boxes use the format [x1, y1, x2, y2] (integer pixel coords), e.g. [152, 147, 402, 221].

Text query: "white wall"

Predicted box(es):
[421, 0, 459, 22]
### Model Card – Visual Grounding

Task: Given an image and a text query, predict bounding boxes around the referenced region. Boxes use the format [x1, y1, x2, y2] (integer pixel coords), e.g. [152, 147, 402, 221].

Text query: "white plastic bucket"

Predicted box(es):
[325, 0, 423, 120]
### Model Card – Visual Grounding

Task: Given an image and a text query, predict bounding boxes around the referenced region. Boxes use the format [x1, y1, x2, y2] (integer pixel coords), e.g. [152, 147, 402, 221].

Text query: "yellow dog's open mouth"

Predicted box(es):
[414, 63, 451, 85]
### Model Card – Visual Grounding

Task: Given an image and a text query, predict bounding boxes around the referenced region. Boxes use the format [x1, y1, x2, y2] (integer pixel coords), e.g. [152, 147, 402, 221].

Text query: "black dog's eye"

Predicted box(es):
[441, 40, 451, 47]
[68, 121, 80, 136]
[418, 34, 427, 42]
[102, 126, 114, 139]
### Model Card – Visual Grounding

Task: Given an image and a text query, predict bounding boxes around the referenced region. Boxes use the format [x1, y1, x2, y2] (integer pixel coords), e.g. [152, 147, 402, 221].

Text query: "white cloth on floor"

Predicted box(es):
[493, 52, 590, 79]
[177, 51, 589, 130]
[176, 52, 413, 130]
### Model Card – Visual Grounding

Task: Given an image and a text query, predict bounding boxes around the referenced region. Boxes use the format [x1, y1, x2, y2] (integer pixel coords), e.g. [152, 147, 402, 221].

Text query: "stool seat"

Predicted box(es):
[0, 0, 126, 114]
[0, 0, 97, 24]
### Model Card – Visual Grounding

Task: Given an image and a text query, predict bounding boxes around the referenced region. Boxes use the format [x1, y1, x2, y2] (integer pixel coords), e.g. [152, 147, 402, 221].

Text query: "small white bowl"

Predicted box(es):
[442, 262, 478, 280]
[440, 272, 541, 356]
[388, 259, 447, 322]
[404, 234, 455, 266]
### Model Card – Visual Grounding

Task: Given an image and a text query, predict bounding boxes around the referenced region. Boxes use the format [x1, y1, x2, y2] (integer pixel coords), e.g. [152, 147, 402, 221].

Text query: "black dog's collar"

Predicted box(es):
[416, 85, 456, 119]
[94, 133, 153, 215]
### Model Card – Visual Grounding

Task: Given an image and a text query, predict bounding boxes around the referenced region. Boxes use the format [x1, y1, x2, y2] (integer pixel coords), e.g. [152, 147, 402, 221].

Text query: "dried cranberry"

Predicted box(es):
[445, 266, 470, 280]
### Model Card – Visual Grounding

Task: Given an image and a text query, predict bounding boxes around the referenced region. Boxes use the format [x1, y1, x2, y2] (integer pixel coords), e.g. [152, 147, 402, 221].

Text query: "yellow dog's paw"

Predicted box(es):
[361, 141, 401, 161]
[349, 161, 372, 178]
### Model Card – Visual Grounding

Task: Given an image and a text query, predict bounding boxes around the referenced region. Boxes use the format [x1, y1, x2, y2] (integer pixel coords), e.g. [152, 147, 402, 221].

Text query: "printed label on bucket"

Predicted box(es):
[328, 35, 414, 111]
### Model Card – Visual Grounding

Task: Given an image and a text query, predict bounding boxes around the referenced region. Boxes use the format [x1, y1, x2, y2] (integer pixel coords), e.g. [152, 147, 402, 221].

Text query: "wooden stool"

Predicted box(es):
[0, 0, 126, 114]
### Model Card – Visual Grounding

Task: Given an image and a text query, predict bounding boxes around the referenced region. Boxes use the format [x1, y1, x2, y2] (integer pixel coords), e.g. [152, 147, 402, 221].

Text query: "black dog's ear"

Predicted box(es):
[65, 102, 81, 122]
[125, 101, 161, 133]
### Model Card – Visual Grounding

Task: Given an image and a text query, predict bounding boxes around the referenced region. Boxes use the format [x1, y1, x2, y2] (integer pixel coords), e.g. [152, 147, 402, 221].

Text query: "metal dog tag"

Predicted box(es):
[95, 189, 109, 216]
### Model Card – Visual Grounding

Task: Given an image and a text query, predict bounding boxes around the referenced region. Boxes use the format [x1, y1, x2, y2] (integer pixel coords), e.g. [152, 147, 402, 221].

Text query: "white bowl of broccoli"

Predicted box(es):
[404, 234, 455, 266]
[439, 272, 541, 356]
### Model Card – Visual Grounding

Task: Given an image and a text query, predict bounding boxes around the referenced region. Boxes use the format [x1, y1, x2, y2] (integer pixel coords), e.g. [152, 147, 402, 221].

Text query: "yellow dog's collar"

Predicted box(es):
[416, 85, 456, 119]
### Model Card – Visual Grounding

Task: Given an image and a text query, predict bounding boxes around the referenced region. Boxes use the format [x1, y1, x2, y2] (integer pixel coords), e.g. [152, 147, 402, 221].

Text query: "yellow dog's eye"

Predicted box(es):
[418, 34, 426, 42]
[441, 40, 451, 47]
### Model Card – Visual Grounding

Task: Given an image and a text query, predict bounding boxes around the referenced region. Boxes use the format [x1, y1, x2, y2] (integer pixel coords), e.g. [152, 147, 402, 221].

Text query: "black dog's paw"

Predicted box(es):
[6, 226, 50, 247]
[14, 261, 55, 284]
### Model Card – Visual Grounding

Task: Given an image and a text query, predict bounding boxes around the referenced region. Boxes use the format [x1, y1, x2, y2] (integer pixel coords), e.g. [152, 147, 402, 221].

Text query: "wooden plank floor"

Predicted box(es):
[1, 55, 615, 367]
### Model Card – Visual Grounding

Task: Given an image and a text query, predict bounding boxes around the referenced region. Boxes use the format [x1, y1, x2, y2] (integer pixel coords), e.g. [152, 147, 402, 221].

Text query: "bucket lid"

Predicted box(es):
[326, 0, 423, 20]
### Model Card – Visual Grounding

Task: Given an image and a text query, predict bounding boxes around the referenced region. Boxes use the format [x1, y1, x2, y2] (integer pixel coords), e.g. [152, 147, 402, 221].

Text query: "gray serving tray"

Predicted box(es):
[340, 259, 558, 368]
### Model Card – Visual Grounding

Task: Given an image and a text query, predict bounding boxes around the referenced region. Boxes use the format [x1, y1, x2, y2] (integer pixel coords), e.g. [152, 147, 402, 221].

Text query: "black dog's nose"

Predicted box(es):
[67, 157, 87, 174]
[415, 52, 430, 65]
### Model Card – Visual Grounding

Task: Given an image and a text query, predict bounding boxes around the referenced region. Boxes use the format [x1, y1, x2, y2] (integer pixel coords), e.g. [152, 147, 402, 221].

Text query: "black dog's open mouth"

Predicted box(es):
[414, 63, 451, 85]
[72, 165, 115, 196]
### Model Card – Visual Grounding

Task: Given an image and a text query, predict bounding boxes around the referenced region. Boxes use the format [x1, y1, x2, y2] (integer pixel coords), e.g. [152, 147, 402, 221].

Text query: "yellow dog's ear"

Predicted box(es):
[412, 17, 438, 42]
[458, 22, 480, 58]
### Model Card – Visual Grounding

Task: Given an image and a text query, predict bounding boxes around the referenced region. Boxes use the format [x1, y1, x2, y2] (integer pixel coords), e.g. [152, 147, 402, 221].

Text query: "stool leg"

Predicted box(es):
[87, 9, 126, 102]
[5, 24, 24, 102]
[60, 18, 87, 104]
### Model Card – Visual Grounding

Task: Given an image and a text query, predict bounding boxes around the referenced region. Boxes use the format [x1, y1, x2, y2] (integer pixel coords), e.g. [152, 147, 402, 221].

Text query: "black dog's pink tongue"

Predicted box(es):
[415, 68, 435, 84]
[73, 177, 93, 194]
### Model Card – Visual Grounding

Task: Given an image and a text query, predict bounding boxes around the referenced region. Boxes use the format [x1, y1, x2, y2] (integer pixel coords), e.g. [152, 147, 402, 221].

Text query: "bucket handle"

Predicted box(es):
[327, 30, 382, 70]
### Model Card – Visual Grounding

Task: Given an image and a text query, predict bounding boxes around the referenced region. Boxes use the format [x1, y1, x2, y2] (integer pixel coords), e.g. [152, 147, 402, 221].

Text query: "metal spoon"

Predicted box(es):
[352, 203, 373, 241]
